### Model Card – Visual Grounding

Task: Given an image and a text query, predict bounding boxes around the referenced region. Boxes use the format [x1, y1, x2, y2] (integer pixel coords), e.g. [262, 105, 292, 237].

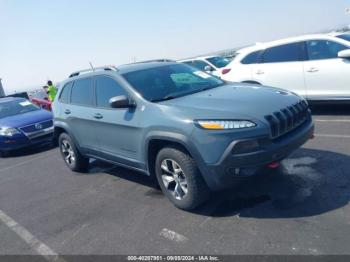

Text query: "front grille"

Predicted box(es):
[264, 101, 309, 139]
[19, 120, 53, 134]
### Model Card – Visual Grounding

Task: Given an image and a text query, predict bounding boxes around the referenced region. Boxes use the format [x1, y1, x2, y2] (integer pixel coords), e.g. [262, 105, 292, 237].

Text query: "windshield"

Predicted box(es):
[0, 100, 40, 119]
[336, 34, 350, 42]
[206, 56, 232, 68]
[122, 64, 225, 102]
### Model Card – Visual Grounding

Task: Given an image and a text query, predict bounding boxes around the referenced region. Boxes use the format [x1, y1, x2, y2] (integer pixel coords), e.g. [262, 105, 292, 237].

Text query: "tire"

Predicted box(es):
[155, 146, 209, 210]
[58, 133, 89, 172]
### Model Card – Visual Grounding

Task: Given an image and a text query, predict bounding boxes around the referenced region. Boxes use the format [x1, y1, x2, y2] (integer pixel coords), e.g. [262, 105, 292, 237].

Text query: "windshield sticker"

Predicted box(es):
[19, 101, 32, 107]
[193, 71, 211, 79]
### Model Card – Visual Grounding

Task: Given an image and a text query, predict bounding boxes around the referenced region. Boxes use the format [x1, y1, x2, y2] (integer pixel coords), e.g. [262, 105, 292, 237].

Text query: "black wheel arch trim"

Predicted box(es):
[144, 131, 209, 183]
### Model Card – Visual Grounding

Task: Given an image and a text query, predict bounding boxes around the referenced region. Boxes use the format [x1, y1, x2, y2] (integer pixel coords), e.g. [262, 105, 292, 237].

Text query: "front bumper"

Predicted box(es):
[199, 119, 314, 190]
[0, 127, 54, 152]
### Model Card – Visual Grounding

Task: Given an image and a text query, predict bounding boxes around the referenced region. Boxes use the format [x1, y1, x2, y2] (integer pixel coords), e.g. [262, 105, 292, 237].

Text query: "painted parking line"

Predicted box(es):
[314, 119, 350, 123]
[0, 209, 66, 262]
[315, 134, 350, 139]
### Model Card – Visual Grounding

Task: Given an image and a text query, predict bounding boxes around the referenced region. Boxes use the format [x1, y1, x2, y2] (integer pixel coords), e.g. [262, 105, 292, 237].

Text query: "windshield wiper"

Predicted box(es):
[150, 95, 177, 102]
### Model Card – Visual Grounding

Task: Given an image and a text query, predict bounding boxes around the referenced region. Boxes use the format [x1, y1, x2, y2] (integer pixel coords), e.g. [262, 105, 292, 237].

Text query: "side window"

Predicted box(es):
[95, 76, 128, 108]
[241, 51, 260, 64]
[71, 78, 94, 106]
[59, 82, 72, 103]
[306, 40, 348, 60]
[183, 61, 193, 67]
[262, 43, 302, 63]
[193, 60, 212, 71]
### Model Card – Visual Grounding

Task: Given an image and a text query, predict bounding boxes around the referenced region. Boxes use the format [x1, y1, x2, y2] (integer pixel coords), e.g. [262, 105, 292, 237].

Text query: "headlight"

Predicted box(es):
[0, 127, 21, 137]
[196, 120, 256, 130]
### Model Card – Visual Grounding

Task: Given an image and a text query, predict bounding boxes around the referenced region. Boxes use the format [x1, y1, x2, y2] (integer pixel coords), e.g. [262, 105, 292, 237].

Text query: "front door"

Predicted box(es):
[93, 76, 143, 168]
[303, 39, 350, 100]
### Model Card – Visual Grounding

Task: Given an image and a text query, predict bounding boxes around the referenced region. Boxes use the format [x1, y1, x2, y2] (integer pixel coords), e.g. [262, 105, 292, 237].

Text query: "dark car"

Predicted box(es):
[0, 97, 54, 156]
[53, 61, 314, 210]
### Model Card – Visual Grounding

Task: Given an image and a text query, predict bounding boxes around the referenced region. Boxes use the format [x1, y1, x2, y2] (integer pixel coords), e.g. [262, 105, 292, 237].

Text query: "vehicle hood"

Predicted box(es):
[160, 84, 304, 120]
[0, 109, 53, 128]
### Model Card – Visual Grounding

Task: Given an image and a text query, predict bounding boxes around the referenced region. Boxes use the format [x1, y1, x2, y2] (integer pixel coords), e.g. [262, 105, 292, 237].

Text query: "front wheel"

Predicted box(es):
[59, 133, 89, 172]
[155, 146, 209, 210]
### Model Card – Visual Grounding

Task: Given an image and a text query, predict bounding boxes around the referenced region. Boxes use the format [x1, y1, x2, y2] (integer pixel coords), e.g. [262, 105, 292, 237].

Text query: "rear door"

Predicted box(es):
[67, 77, 99, 152]
[253, 42, 307, 96]
[93, 75, 143, 168]
[303, 39, 350, 100]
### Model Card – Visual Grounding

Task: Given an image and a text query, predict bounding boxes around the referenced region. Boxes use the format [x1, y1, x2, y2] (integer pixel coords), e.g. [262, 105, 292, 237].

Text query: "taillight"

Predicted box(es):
[222, 68, 231, 75]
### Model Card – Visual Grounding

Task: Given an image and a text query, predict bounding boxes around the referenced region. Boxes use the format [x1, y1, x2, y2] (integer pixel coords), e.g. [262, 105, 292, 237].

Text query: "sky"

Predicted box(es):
[0, 0, 350, 93]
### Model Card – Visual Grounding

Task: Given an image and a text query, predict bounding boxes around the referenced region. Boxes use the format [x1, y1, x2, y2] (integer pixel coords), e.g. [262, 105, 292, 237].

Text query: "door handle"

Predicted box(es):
[93, 113, 103, 119]
[256, 70, 265, 75]
[64, 109, 71, 115]
[307, 67, 319, 73]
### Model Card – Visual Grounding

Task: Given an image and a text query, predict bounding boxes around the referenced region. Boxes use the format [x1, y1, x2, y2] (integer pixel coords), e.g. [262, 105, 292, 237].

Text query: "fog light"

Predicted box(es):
[232, 140, 259, 154]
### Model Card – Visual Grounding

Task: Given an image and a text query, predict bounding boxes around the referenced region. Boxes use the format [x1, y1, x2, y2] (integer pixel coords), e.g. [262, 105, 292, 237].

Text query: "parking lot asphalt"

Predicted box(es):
[0, 105, 350, 257]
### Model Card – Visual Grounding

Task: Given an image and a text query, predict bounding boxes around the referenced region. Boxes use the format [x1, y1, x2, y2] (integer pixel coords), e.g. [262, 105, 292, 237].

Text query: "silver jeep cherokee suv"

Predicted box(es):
[53, 61, 314, 210]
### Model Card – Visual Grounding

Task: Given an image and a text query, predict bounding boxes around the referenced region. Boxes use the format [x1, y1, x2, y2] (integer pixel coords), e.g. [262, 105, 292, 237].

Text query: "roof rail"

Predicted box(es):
[123, 59, 175, 66]
[69, 65, 118, 78]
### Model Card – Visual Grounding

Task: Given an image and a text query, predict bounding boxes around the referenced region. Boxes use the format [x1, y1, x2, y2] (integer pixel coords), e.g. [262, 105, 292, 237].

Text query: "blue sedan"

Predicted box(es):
[0, 97, 54, 156]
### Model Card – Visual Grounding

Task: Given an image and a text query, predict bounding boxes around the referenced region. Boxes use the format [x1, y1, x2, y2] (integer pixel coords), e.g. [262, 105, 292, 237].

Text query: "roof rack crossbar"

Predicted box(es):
[69, 65, 118, 78]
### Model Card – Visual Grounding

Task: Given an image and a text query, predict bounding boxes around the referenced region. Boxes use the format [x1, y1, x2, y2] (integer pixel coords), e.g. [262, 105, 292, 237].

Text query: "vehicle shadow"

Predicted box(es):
[194, 148, 350, 218]
[99, 148, 350, 219]
[3, 141, 57, 158]
[310, 104, 350, 116]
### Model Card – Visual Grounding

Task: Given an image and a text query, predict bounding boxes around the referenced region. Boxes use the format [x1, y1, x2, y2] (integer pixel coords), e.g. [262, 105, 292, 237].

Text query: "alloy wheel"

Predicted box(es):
[160, 159, 188, 200]
[61, 140, 76, 166]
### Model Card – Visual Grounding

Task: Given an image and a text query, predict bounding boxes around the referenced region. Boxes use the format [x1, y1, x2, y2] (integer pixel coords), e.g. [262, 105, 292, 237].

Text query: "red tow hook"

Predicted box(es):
[267, 162, 280, 169]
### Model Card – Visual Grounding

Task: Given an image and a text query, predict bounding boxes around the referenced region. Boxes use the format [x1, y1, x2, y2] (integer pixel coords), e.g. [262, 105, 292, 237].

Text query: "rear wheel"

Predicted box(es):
[59, 133, 89, 172]
[155, 146, 209, 210]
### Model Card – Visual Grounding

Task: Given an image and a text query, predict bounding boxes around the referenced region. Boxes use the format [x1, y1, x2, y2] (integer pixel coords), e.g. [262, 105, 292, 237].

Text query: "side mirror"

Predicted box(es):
[204, 65, 214, 72]
[338, 49, 350, 59]
[109, 95, 135, 108]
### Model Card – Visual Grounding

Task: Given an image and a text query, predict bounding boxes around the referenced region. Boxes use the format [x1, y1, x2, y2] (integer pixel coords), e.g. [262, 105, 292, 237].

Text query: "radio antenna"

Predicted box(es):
[89, 62, 95, 72]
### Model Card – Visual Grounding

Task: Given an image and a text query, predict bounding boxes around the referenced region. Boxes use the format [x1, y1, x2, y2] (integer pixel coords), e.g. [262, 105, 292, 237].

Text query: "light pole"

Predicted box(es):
[0, 78, 5, 97]
[347, 7, 350, 31]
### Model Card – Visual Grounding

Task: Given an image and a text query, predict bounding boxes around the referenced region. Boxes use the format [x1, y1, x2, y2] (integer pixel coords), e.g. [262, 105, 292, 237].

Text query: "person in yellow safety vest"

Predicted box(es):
[46, 80, 57, 102]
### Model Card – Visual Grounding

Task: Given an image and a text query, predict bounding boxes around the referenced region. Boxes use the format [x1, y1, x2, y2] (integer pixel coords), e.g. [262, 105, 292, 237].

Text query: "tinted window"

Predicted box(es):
[206, 56, 231, 68]
[71, 78, 93, 106]
[59, 82, 72, 103]
[241, 51, 260, 64]
[306, 40, 348, 60]
[262, 43, 302, 63]
[193, 60, 211, 70]
[95, 76, 128, 108]
[336, 34, 350, 42]
[122, 64, 224, 102]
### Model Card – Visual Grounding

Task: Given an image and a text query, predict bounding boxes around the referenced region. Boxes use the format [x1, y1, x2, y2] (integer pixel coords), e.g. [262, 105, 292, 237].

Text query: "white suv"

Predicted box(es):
[223, 34, 350, 102]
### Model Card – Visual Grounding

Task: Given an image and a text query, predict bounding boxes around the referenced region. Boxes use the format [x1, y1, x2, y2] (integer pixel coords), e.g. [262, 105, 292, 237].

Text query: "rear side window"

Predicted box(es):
[193, 60, 211, 70]
[336, 34, 350, 42]
[95, 76, 128, 108]
[306, 40, 348, 60]
[241, 51, 260, 64]
[71, 78, 94, 106]
[59, 82, 72, 103]
[262, 43, 302, 63]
